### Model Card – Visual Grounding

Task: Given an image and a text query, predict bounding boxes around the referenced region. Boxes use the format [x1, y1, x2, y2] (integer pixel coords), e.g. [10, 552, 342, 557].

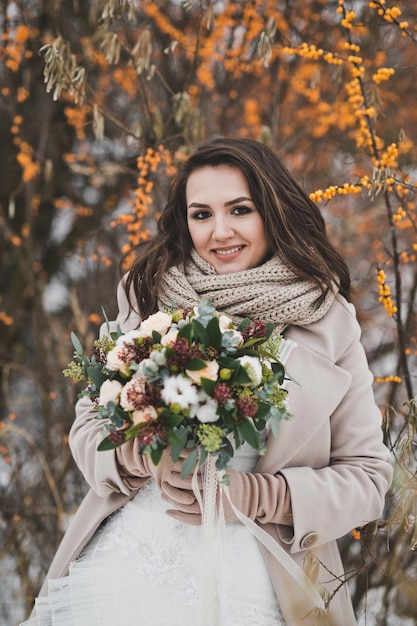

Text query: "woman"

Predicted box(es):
[24, 138, 392, 626]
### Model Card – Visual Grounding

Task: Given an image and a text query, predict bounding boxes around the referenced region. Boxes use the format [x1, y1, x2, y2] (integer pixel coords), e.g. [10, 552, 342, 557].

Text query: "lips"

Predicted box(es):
[213, 246, 243, 256]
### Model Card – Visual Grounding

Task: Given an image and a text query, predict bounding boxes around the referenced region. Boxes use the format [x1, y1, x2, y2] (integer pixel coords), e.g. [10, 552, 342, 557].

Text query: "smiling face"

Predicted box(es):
[186, 165, 270, 274]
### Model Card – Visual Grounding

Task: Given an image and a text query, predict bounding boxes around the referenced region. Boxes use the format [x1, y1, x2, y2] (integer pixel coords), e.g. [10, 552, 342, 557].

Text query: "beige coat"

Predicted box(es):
[35, 284, 393, 625]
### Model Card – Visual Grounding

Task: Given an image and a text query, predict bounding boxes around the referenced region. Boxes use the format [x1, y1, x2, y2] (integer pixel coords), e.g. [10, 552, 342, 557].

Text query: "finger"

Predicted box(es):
[168, 470, 204, 491]
[166, 509, 202, 526]
[161, 485, 202, 511]
[161, 484, 196, 505]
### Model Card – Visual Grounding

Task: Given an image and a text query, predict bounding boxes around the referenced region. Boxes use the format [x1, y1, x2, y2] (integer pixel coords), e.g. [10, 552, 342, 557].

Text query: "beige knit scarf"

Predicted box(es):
[158, 250, 336, 334]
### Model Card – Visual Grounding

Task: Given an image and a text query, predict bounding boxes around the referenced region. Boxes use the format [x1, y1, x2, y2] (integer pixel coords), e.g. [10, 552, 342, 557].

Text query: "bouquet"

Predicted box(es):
[64, 299, 293, 478]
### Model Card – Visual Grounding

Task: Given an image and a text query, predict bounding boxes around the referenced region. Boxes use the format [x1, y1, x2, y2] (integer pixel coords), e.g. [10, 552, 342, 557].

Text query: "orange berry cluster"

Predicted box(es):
[376, 269, 398, 317]
[374, 375, 402, 384]
[10, 115, 40, 183]
[1, 25, 36, 72]
[309, 182, 362, 203]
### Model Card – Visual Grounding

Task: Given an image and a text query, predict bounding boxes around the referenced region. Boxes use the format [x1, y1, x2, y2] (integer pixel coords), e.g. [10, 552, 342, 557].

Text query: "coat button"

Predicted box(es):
[300, 532, 318, 549]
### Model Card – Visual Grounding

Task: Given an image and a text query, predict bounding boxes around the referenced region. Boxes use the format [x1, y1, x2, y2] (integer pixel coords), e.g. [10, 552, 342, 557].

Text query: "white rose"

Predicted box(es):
[160, 328, 179, 346]
[185, 360, 219, 385]
[218, 314, 233, 333]
[237, 355, 262, 386]
[140, 311, 173, 337]
[106, 345, 130, 375]
[116, 329, 142, 346]
[132, 405, 158, 424]
[120, 377, 147, 411]
[99, 379, 123, 406]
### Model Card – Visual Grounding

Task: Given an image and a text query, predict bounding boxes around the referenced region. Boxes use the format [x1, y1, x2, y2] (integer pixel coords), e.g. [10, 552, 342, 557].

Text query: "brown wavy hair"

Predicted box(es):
[125, 137, 350, 318]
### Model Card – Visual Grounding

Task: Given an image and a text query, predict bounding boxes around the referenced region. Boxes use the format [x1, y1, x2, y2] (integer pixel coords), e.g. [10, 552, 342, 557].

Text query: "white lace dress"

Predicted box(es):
[24, 444, 285, 626]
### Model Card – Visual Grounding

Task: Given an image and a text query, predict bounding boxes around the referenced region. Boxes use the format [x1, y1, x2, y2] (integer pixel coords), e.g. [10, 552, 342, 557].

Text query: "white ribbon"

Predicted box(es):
[194, 463, 325, 625]
[193, 337, 326, 623]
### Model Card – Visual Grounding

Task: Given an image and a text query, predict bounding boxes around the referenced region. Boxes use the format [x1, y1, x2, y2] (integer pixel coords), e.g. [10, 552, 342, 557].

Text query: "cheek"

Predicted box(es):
[187, 220, 203, 249]
[252, 219, 269, 249]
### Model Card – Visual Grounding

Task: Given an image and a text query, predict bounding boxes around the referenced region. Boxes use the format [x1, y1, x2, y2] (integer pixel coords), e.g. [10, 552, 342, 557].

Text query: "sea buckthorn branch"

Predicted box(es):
[368, 1, 417, 43]
[337, 1, 382, 162]
[335, 1, 416, 400]
[383, 189, 415, 399]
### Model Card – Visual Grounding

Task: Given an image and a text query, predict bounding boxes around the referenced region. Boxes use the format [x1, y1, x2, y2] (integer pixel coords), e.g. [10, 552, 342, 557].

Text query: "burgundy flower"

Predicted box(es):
[136, 419, 167, 447]
[236, 396, 258, 419]
[214, 383, 233, 406]
[241, 320, 268, 342]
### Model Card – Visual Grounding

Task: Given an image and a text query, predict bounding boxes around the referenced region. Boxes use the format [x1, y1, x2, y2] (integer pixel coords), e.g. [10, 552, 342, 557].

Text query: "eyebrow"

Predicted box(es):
[187, 196, 253, 209]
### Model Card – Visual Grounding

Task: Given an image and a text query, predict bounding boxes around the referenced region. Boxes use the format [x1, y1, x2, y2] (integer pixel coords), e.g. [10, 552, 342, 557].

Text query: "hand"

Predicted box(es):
[149, 449, 204, 525]
[165, 470, 292, 527]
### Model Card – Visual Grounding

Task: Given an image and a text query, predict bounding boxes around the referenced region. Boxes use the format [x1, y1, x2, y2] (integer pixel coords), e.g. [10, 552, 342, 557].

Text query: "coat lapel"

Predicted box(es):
[255, 339, 352, 473]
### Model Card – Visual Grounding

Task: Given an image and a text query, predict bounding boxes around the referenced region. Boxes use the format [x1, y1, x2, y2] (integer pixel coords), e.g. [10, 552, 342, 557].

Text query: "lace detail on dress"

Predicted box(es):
[22, 444, 285, 626]
[96, 482, 201, 606]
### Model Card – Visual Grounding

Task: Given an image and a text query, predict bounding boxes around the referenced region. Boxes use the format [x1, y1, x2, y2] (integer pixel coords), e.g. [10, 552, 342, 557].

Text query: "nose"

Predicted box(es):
[212, 216, 234, 241]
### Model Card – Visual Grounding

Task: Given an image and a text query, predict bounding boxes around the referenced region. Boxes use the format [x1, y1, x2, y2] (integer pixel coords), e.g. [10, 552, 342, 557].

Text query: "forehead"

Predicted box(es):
[185, 165, 250, 202]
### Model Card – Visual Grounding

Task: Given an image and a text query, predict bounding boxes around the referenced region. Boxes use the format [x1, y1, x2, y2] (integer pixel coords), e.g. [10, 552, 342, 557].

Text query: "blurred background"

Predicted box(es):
[1, 1, 416, 624]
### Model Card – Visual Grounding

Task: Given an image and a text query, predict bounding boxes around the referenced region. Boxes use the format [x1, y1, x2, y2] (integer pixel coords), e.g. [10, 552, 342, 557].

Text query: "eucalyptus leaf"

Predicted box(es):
[270, 414, 280, 438]
[101, 306, 111, 335]
[71, 332, 84, 356]
[181, 448, 198, 479]
[87, 365, 107, 388]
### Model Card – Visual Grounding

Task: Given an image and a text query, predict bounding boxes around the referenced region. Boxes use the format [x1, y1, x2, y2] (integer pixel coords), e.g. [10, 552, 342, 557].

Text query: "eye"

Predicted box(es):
[189, 209, 212, 220]
[231, 205, 253, 216]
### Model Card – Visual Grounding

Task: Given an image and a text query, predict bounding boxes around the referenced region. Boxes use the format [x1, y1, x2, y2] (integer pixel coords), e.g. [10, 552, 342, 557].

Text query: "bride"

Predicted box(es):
[23, 137, 392, 626]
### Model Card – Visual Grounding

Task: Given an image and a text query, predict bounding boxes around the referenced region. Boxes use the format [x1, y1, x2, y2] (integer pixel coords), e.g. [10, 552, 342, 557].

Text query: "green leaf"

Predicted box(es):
[254, 400, 272, 420]
[235, 365, 252, 384]
[206, 316, 222, 349]
[271, 362, 285, 384]
[152, 330, 162, 343]
[270, 414, 280, 439]
[181, 448, 198, 479]
[185, 358, 208, 371]
[87, 365, 107, 388]
[124, 423, 140, 439]
[167, 431, 186, 449]
[150, 445, 163, 465]
[164, 413, 185, 427]
[191, 318, 210, 347]
[101, 306, 110, 335]
[200, 378, 216, 396]
[178, 322, 193, 343]
[71, 332, 84, 356]
[169, 427, 189, 460]
[237, 418, 260, 449]
[97, 435, 118, 451]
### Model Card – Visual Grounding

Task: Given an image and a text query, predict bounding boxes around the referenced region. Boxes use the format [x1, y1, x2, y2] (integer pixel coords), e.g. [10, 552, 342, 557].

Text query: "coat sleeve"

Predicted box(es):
[219, 301, 393, 553]
[278, 311, 393, 553]
[69, 277, 151, 498]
